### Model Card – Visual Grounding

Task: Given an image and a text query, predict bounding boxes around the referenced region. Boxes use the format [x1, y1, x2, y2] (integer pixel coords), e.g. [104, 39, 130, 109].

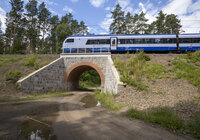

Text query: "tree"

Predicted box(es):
[78, 21, 89, 35]
[38, 2, 51, 53]
[56, 23, 71, 53]
[110, 4, 125, 34]
[165, 14, 181, 34]
[136, 12, 148, 34]
[49, 15, 59, 53]
[124, 12, 134, 34]
[0, 20, 5, 54]
[25, 0, 38, 53]
[154, 11, 166, 34]
[5, 0, 25, 53]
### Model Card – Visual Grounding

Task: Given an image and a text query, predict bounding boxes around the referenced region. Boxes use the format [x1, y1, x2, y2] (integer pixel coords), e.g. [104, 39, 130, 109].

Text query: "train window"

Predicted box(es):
[65, 39, 74, 43]
[119, 39, 125, 44]
[180, 38, 191, 43]
[145, 39, 155, 44]
[192, 38, 200, 43]
[155, 38, 160, 43]
[86, 39, 110, 45]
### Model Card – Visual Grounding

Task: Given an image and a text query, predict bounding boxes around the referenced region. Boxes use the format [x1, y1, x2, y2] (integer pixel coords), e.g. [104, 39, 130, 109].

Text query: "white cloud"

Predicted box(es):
[89, 0, 107, 8]
[63, 5, 74, 13]
[105, 7, 111, 11]
[99, 13, 113, 33]
[116, 0, 133, 14]
[71, 0, 78, 3]
[162, 0, 200, 33]
[38, 0, 57, 5]
[162, 0, 192, 15]
[0, 7, 6, 32]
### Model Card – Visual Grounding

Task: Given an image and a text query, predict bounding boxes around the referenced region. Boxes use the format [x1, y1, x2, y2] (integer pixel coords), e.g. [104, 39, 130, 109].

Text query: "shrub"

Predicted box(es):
[187, 115, 200, 138]
[126, 108, 184, 131]
[94, 90, 124, 111]
[172, 60, 200, 91]
[6, 70, 21, 83]
[144, 63, 167, 80]
[22, 54, 38, 68]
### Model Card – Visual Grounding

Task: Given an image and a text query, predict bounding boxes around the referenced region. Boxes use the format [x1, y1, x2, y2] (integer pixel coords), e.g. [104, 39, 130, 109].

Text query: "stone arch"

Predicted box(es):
[64, 62, 105, 90]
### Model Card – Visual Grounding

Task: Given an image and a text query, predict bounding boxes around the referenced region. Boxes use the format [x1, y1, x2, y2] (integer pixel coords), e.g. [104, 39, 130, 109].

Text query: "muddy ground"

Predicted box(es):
[0, 91, 194, 140]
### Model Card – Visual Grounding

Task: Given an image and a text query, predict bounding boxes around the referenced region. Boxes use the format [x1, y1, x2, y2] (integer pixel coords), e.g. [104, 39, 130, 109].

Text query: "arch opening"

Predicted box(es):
[64, 62, 105, 91]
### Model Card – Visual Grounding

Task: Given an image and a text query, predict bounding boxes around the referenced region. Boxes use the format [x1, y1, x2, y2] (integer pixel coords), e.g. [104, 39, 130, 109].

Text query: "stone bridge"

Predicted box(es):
[17, 54, 122, 94]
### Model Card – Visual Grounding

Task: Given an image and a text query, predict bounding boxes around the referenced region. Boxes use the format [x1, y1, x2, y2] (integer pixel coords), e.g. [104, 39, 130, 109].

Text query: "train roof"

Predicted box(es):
[68, 33, 200, 38]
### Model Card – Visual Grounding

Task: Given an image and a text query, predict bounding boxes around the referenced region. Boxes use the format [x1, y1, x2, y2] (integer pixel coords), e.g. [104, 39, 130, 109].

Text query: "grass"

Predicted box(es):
[126, 108, 200, 138]
[126, 108, 184, 131]
[22, 54, 51, 70]
[0, 91, 68, 103]
[0, 55, 23, 67]
[113, 51, 169, 91]
[6, 70, 21, 83]
[171, 60, 200, 91]
[94, 90, 124, 111]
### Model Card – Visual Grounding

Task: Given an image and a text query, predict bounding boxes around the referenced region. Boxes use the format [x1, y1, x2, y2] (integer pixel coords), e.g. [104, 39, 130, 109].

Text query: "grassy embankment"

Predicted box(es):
[113, 51, 200, 138]
[0, 54, 69, 102]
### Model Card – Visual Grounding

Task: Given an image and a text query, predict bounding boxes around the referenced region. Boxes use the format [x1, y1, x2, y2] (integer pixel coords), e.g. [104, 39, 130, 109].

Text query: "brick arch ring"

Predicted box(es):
[64, 62, 105, 83]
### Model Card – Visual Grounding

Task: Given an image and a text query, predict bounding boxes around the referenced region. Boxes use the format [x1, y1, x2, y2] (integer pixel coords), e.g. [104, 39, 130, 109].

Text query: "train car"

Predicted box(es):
[62, 34, 200, 53]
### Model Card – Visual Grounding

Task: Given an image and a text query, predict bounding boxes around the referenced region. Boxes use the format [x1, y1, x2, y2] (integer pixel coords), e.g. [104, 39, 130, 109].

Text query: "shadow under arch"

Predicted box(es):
[64, 62, 105, 90]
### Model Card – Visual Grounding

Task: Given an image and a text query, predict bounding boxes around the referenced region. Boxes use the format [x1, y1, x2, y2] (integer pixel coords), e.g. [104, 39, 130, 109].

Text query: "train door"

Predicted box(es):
[111, 37, 117, 50]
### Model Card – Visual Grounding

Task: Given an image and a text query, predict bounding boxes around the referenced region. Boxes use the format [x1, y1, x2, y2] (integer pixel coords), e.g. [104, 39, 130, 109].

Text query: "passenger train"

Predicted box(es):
[62, 34, 200, 53]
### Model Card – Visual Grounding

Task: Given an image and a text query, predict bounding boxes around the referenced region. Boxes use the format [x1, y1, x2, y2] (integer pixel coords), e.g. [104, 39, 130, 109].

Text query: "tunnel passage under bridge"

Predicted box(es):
[64, 62, 105, 90]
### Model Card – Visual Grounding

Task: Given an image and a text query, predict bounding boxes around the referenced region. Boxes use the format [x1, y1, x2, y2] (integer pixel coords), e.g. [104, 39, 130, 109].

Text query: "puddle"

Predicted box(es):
[80, 94, 98, 108]
[18, 119, 56, 140]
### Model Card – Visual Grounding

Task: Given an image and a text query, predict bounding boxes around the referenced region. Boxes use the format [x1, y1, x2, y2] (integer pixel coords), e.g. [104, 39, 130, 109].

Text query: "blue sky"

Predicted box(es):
[0, 0, 200, 34]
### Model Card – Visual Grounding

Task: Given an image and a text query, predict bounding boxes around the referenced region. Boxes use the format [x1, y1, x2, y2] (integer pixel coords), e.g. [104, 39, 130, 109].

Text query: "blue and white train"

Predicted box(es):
[62, 33, 200, 53]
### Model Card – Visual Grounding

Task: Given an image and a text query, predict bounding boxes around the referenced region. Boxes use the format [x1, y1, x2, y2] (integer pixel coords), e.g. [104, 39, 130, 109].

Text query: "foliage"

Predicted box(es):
[6, 69, 21, 83]
[126, 108, 184, 131]
[110, 4, 125, 34]
[94, 90, 124, 111]
[144, 63, 168, 80]
[187, 115, 200, 138]
[79, 69, 101, 89]
[186, 50, 200, 66]
[171, 60, 200, 91]
[22, 54, 37, 67]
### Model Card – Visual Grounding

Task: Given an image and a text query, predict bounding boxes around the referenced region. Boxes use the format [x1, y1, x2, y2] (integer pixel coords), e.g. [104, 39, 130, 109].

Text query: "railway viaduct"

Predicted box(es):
[17, 54, 122, 94]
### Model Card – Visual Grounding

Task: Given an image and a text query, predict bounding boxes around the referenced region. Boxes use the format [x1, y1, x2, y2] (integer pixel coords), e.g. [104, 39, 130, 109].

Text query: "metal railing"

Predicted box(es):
[62, 47, 111, 54]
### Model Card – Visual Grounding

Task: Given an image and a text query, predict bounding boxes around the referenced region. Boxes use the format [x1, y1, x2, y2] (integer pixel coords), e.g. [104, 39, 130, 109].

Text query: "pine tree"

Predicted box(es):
[25, 0, 38, 53]
[165, 14, 181, 34]
[124, 12, 134, 34]
[0, 20, 4, 54]
[78, 21, 89, 35]
[136, 12, 148, 34]
[5, 0, 24, 53]
[38, 2, 51, 53]
[154, 11, 166, 34]
[110, 4, 125, 34]
[49, 15, 59, 54]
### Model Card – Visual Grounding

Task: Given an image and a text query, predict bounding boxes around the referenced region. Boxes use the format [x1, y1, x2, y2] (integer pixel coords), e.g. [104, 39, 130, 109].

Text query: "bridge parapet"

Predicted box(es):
[17, 54, 121, 94]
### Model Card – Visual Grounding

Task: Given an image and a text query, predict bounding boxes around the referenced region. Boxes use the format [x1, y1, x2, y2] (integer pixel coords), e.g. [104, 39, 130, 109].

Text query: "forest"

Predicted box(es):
[0, 1, 182, 54]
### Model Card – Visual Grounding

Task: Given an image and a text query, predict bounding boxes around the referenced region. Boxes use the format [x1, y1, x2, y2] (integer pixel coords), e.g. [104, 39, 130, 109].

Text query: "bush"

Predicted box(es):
[144, 63, 167, 80]
[22, 54, 38, 68]
[187, 115, 200, 138]
[6, 70, 21, 83]
[172, 60, 200, 91]
[126, 108, 184, 131]
[94, 90, 124, 111]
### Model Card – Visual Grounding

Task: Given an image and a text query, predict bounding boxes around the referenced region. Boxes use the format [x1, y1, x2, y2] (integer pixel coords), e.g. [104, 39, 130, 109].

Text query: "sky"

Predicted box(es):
[0, 0, 200, 34]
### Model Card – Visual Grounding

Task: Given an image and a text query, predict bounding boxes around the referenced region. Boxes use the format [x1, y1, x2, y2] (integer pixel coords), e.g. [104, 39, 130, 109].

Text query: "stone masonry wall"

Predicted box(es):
[18, 55, 121, 94]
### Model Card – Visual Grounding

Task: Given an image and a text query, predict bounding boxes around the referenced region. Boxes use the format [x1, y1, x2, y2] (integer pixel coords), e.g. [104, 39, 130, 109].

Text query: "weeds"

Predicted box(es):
[186, 114, 200, 138]
[6, 70, 21, 83]
[126, 108, 184, 131]
[22, 54, 38, 68]
[94, 90, 124, 111]
[171, 60, 200, 91]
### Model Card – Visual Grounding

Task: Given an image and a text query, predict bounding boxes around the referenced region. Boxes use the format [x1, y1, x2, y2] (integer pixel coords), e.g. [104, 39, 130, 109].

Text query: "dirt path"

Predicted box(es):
[53, 91, 193, 140]
[0, 91, 194, 140]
